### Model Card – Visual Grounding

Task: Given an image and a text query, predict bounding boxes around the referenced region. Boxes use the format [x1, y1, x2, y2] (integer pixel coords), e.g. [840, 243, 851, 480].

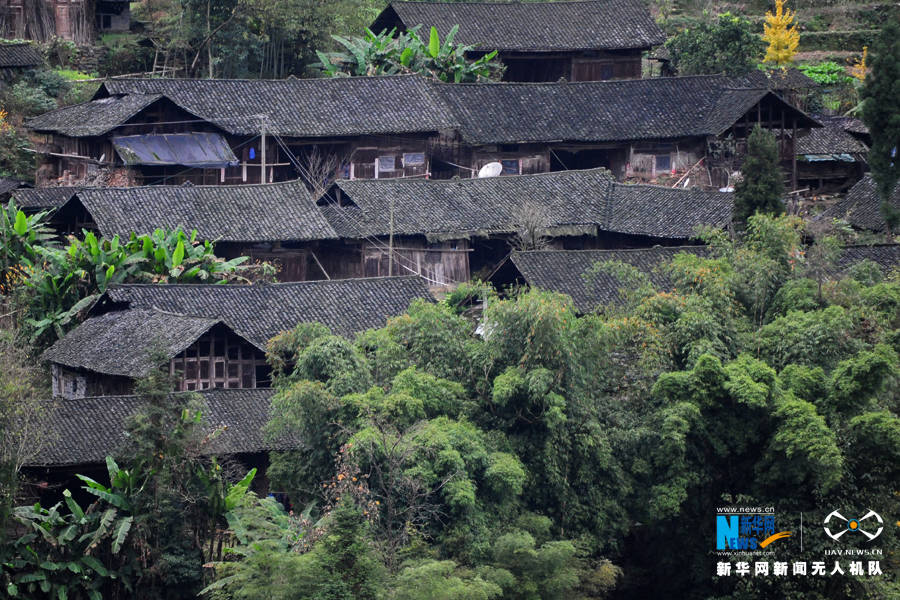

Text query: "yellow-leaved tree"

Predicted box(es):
[850, 46, 867, 81]
[763, 0, 799, 66]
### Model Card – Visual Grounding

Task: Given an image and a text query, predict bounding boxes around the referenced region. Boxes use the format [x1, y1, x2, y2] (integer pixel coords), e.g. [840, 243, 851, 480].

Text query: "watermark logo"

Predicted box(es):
[716, 508, 791, 551]
[824, 510, 883, 542]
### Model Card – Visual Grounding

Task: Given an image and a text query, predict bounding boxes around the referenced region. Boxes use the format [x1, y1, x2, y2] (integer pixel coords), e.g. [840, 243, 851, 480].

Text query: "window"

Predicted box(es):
[655, 154, 671, 172]
[402, 153, 425, 166]
[500, 159, 520, 176]
[600, 64, 614, 80]
[171, 330, 268, 390]
[377, 156, 397, 172]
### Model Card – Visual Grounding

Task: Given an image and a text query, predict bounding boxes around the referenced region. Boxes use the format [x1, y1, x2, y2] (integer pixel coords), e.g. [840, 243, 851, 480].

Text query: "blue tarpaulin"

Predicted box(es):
[112, 132, 239, 168]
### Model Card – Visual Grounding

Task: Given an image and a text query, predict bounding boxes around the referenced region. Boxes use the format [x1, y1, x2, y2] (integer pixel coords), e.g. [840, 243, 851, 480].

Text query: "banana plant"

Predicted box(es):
[314, 25, 503, 83]
[0, 201, 56, 275]
[3, 488, 133, 599]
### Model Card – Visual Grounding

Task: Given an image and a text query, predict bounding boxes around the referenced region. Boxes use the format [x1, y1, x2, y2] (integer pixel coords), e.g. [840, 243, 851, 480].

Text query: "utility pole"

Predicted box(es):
[388, 193, 394, 276]
[260, 116, 267, 184]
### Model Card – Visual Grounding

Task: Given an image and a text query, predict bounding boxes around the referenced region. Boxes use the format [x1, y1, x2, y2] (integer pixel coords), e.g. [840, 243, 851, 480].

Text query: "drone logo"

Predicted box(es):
[823, 509, 883, 542]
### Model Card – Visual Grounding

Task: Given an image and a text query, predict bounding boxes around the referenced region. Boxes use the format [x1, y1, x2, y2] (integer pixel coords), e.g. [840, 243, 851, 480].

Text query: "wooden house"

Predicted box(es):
[0, 0, 130, 44]
[795, 122, 868, 193]
[23, 388, 291, 507]
[19, 180, 341, 281]
[26, 74, 819, 190]
[26, 75, 456, 186]
[370, 0, 665, 82]
[318, 168, 734, 285]
[42, 276, 434, 399]
[428, 75, 821, 189]
[492, 244, 900, 313]
[18, 169, 733, 286]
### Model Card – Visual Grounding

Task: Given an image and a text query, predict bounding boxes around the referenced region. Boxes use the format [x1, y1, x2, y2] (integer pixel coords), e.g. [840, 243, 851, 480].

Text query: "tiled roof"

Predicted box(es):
[325, 168, 612, 239]
[823, 115, 868, 136]
[371, 0, 665, 51]
[835, 244, 900, 274]
[796, 125, 868, 156]
[431, 76, 813, 144]
[508, 246, 708, 311]
[42, 309, 226, 377]
[28, 388, 284, 467]
[29, 74, 816, 145]
[820, 174, 900, 232]
[12, 187, 81, 210]
[26, 94, 163, 137]
[73, 179, 337, 242]
[508, 244, 899, 312]
[99, 75, 457, 137]
[606, 183, 732, 238]
[324, 169, 732, 241]
[0, 43, 42, 67]
[95, 276, 434, 342]
[0, 178, 26, 197]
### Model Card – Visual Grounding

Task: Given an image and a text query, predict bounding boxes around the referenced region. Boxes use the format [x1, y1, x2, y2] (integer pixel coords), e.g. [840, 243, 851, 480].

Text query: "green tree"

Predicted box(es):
[733, 126, 785, 223]
[665, 13, 764, 76]
[0, 330, 50, 542]
[860, 20, 900, 231]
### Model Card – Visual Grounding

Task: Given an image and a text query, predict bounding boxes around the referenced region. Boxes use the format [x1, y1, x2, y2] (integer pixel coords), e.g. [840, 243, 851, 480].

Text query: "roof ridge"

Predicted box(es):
[338, 167, 613, 185]
[108, 275, 425, 290]
[513, 245, 704, 256]
[104, 73, 425, 84]
[63, 388, 274, 402]
[430, 74, 730, 88]
[77, 178, 307, 193]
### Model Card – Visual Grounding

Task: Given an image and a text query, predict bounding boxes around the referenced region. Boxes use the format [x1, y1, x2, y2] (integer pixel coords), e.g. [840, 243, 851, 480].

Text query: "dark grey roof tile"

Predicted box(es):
[28, 388, 285, 467]
[373, 0, 665, 51]
[821, 174, 900, 232]
[12, 187, 81, 210]
[100, 75, 456, 137]
[325, 169, 732, 240]
[26, 94, 163, 137]
[0, 43, 43, 67]
[99, 276, 434, 342]
[796, 125, 867, 156]
[42, 309, 224, 377]
[75, 179, 337, 242]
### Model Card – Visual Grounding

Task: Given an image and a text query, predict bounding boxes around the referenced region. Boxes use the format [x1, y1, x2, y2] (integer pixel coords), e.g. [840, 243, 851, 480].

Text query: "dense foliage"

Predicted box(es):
[315, 26, 503, 82]
[212, 215, 895, 599]
[1, 215, 898, 598]
[665, 14, 764, 76]
[861, 19, 900, 231]
[132, 0, 382, 78]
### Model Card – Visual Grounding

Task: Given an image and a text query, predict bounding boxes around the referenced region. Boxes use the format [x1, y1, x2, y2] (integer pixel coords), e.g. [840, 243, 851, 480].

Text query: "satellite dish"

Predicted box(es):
[478, 162, 503, 178]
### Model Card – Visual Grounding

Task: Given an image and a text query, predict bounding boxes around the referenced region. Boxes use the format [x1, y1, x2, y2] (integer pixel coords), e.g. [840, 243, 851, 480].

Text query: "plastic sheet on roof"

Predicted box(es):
[112, 132, 239, 168]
